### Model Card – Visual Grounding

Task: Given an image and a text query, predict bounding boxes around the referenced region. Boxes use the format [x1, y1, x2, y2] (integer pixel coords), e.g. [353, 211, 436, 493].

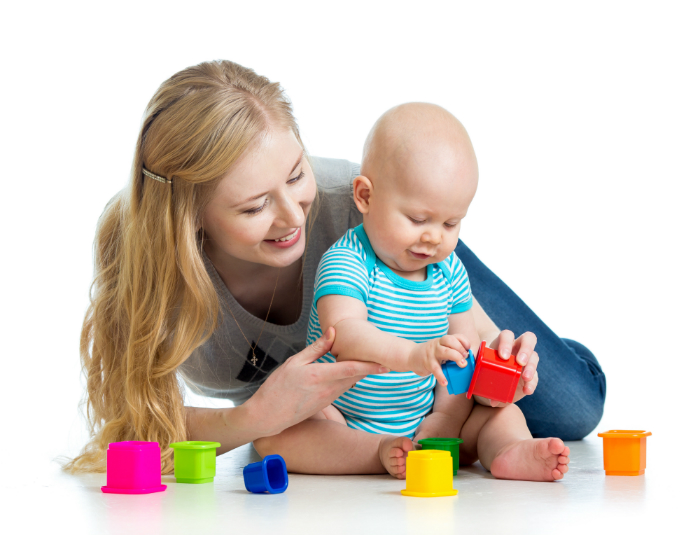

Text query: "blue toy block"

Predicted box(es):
[243, 454, 289, 494]
[442, 349, 476, 395]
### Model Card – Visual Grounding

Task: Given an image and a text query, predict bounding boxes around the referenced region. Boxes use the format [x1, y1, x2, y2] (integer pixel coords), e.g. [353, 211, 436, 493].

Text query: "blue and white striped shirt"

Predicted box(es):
[306, 224, 473, 438]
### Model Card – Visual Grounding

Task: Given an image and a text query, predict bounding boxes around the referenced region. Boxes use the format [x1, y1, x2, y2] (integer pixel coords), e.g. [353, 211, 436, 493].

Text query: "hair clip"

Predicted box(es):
[143, 168, 172, 184]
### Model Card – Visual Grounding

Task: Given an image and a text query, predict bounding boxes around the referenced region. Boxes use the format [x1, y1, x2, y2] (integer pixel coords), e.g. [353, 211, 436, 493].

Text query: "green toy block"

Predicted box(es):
[169, 441, 221, 483]
[417, 438, 464, 475]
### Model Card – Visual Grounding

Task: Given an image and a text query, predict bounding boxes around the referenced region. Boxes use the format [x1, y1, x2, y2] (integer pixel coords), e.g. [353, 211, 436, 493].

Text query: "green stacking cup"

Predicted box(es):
[169, 441, 221, 483]
[417, 438, 464, 475]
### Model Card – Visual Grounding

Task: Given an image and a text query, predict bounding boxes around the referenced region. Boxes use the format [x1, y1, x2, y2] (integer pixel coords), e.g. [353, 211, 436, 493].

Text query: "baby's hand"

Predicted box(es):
[409, 335, 470, 386]
[481, 330, 539, 407]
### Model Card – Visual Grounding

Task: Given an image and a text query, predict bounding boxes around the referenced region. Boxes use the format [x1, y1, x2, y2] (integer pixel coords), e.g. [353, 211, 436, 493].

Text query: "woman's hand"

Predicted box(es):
[475, 330, 539, 408]
[245, 327, 387, 437]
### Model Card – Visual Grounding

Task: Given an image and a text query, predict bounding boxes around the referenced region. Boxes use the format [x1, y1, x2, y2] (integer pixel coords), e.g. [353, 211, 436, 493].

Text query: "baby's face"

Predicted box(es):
[360, 146, 478, 276]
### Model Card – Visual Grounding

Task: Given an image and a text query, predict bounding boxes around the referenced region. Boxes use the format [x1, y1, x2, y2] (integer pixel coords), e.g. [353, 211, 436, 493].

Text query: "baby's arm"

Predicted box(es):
[317, 294, 470, 386]
[414, 308, 481, 440]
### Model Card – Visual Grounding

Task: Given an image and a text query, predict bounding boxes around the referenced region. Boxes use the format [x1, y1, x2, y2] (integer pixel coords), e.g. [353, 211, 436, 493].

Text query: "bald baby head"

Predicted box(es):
[352, 103, 479, 276]
[361, 102, 478, 192]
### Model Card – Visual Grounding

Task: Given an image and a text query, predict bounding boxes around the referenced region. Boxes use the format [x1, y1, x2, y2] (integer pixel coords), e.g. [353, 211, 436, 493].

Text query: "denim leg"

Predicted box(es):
[454, 240, 606, 440]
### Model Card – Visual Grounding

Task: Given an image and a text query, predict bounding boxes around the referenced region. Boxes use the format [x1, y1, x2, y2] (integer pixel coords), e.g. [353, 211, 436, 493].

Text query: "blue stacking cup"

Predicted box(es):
[243, 454, 289, 494]
[442, 349, 476, 395]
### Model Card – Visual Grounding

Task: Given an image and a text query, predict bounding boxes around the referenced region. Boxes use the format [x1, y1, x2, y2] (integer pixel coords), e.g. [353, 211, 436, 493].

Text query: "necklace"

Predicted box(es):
[216, 268, 281, 367]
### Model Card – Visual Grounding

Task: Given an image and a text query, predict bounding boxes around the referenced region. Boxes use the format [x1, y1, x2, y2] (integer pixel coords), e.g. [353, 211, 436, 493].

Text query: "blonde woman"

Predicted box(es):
[67, 60, 605, 474]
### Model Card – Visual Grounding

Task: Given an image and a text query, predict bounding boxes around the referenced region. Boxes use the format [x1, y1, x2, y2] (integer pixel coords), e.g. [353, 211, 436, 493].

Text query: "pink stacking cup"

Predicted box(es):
[101, 441, 167, 494]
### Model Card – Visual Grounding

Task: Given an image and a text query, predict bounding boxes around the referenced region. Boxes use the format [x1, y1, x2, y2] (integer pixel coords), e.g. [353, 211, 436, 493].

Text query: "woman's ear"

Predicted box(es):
[353, 175, 373, 214]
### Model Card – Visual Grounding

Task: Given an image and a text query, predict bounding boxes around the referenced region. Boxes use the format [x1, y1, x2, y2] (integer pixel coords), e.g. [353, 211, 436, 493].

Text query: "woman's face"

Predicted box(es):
[202, 126, 317, 269]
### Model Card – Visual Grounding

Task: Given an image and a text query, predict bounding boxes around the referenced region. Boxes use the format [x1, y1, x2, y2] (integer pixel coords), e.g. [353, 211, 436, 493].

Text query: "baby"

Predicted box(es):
[255, 103, 570, 482]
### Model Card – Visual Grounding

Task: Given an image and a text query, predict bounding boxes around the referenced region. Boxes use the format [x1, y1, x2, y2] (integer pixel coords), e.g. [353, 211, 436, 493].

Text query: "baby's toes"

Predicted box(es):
[389, 458, 407, 477]
[398, 437, 414, 453]
[389, 447, 407, 460]
[558, 455, 570, 465]
[551, 463, 569, 480]
[535, 439, 554, 460]
[546, 438, 566, 456]
[392, 455, 407, 469]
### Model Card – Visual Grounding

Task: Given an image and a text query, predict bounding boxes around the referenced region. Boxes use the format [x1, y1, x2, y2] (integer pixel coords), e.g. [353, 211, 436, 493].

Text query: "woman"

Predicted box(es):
[66, 60, 605, 473]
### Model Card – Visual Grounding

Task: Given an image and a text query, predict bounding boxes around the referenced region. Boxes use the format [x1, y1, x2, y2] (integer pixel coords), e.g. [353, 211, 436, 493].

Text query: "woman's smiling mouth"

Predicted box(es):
[265, 228, 301, 248]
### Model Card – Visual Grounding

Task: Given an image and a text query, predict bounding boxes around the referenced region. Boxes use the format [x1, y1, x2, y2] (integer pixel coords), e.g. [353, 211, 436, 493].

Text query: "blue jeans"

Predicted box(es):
[454, 241, 606, 440]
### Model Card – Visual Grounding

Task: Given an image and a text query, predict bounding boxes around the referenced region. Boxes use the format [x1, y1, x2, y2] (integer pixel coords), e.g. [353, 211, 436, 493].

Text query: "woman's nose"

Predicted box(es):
[276, 192, 305, 228]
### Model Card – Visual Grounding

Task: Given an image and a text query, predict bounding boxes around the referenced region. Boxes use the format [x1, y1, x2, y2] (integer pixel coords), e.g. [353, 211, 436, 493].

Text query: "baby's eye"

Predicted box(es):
[408, 217, 425, 224]
[444, 222, 458, 228]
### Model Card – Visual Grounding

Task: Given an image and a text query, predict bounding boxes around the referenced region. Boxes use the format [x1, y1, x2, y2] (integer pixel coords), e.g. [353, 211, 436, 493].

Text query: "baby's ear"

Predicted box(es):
[352, 175, 373, 214]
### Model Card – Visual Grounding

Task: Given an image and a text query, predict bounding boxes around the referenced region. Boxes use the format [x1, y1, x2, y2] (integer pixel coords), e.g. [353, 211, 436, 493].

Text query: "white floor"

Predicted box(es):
[7, 438, 691, 535]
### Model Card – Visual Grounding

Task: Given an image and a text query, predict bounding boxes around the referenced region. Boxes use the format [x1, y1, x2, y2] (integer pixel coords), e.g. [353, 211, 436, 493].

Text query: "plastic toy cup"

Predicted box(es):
[101, 441, 167, 494]
[243, 455, 289, 494]
[401, 450, 458, 497]
[467, 341, 523, 404]
[418, 438, 464, 475]
[597, 430, 652, 476]
[169, 441, 221, 483]
[441, 349, 476, 396]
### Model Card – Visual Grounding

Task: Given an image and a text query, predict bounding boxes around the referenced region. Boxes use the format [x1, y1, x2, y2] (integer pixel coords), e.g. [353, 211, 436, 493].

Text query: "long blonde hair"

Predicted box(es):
[65, 60, 304, 473]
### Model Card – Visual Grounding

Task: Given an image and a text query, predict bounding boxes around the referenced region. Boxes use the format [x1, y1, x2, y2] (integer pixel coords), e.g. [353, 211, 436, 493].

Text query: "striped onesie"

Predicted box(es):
[307, 224, 473, 438]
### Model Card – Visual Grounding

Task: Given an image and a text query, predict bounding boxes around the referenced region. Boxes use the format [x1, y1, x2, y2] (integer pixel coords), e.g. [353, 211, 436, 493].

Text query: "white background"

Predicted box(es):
[1, 0, 698, 483]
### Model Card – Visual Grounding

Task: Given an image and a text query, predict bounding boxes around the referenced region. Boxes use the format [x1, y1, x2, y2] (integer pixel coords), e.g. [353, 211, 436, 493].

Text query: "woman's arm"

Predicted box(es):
[185, 404, 265, 454]
[184, 328, 386, 454]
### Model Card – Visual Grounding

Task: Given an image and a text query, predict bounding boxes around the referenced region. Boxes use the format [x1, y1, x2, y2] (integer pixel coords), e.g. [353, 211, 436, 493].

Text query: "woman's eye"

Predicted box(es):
[288, 170, 305, 184]
[244, 199, 268, 215]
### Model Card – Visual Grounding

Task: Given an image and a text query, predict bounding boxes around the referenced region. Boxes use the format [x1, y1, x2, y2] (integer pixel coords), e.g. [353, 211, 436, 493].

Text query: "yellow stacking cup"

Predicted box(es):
[401, 450, 458, 497]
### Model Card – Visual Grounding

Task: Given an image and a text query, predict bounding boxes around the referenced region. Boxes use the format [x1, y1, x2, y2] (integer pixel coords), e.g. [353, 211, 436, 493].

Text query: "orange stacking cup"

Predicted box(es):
[597, 430, 652, 476]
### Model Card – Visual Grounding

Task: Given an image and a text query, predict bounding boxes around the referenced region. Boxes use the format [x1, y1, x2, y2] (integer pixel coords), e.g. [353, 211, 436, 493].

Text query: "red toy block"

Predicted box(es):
[466, 341, 523, 404]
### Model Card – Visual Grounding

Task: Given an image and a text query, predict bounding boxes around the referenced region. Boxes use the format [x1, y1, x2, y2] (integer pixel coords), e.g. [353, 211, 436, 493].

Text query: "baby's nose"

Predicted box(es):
[421, 229, 441, 244]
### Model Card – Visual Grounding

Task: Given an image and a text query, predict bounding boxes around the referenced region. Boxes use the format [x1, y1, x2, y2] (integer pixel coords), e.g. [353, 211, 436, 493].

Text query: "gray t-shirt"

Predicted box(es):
[179, 157, 362, 405]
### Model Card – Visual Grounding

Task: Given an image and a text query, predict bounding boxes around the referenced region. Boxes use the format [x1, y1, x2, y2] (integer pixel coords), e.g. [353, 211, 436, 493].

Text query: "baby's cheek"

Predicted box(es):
[444, 234, 460, 253]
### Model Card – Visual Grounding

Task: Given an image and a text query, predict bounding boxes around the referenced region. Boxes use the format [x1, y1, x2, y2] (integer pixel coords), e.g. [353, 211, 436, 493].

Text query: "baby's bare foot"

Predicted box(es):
[490, 438, 570, 482]
[379, 436, 414, 479]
